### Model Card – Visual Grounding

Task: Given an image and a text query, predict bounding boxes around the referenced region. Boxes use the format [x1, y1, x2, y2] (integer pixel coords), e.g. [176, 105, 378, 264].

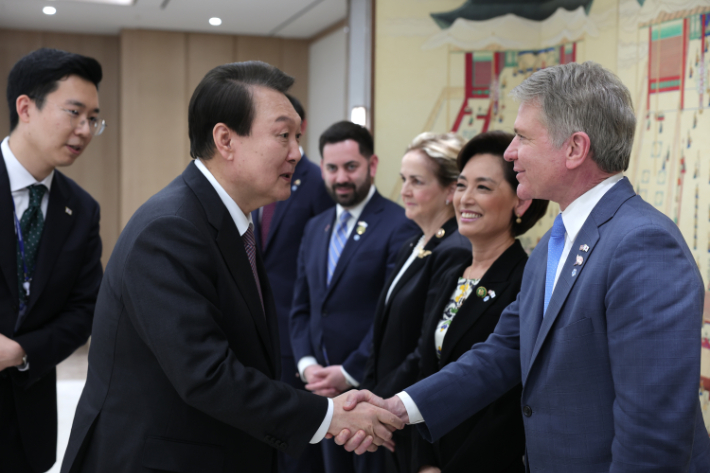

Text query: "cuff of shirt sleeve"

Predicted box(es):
[340, 366, 359, 387]
[298, 356, 319, 383]
[310, 398, 334, 443]
[396, 391, 423, 424]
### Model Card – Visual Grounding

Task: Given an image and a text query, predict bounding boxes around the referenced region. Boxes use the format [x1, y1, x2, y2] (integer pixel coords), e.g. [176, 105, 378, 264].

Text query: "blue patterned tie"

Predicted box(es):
[327, 211, 351, 286]
[544, 213, 566, 316]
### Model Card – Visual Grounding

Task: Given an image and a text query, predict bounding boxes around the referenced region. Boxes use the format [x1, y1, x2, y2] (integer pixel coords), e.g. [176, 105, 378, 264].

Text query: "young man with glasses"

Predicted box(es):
[0, 47, 104, 473]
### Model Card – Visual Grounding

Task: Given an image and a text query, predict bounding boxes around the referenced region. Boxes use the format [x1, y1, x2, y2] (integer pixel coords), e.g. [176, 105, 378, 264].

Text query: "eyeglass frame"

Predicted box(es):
[42, 99, 106, 137]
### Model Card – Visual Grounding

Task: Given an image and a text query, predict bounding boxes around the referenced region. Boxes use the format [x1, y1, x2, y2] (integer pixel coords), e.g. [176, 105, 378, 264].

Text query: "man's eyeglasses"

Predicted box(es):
[48, 101, 106, 136]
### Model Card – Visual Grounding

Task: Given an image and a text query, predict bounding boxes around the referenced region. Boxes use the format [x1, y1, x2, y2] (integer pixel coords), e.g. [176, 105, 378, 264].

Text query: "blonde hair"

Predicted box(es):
[406, 132, 465, 188]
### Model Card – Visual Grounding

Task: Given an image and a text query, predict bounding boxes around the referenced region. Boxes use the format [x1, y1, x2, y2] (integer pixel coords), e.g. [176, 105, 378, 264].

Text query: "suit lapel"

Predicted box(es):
[264, 157, 310, 252]
[440, 241, 524, 364]
[0, 153, 18, 305]
[326, 192, 385, 297]
[26, 172, 76, 313]
[183, 163, 275, 368]
[525, 178, 636, 378]
[317, 208, 336, 289]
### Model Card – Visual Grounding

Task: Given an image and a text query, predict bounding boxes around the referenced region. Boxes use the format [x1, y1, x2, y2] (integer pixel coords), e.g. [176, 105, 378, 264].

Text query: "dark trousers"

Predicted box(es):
[322, 436, 386, 473]
[278, 355, 325, 473]
[0, 375, 36, 472]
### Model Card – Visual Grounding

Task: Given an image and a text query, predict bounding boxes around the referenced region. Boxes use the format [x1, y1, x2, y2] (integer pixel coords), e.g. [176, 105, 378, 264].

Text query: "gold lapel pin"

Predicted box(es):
[476, 286, 487, 298]
[436, 228, 446, 238]
[65, 206, 73, 216]
[417, 249, 432, 258]
[356, 221, 368, 235]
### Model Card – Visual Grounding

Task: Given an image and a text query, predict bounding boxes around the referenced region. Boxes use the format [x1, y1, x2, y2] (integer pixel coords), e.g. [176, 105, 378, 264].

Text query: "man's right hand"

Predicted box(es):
[327, 391, 404, 455]
[303, 364, 324, 384]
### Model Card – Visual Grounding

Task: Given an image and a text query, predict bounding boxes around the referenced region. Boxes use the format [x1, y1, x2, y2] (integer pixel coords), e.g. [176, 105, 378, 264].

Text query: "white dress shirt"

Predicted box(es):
[385, 235, 425, 305]
[195, 159, 333, 444]
[297, 185, 377, 388]
[2, 136, 54, 221]
[396, 173, 624, 425]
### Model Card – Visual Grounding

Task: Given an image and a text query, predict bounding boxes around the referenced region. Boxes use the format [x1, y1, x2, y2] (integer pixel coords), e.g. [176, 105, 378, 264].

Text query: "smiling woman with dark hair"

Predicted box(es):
[412, 130, 548, 473]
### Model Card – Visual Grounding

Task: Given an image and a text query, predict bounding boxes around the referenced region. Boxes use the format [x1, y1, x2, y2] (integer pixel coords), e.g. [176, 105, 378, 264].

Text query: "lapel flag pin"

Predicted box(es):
[574, 255, 583, 266]
[356, 221, 368, 235]
[476, 286, 487, 298]
[579, 244, 589, 252]
[488, 290, 496, 299]
[65, 206, 73, 216]
[291, 179, 301, 191]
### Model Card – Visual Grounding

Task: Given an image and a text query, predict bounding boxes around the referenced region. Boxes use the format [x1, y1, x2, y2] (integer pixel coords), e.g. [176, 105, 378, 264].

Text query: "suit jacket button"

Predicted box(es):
[522, 405, 532, 417]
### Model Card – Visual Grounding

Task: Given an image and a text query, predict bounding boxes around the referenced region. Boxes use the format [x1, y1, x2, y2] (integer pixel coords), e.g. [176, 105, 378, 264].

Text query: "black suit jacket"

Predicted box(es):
[61, 162, 327, 473]
[414, 240, 527, 473]
[0, 150, 102, 473]
[252, 154, 334, 357]
[361, 217, 470, 399]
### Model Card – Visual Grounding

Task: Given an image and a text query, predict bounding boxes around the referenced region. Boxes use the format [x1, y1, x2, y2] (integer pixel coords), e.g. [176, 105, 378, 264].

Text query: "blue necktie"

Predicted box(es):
[327, 211, 351, 286]
[544, 214, 566, 315]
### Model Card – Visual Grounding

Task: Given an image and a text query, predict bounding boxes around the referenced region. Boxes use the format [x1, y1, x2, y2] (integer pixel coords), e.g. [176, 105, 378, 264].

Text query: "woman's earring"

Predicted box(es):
[445, 199, 450, 206]
[515, 214, 522, 224]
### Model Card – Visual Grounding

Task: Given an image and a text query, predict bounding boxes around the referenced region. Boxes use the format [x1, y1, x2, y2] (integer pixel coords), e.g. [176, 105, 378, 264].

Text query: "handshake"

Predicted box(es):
[325, 390, 410, 455]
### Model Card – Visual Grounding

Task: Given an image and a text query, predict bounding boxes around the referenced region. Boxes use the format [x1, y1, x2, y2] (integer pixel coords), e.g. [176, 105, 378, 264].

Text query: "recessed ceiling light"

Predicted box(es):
[43, 6, 57, 15]
[209, 17, 222, 26]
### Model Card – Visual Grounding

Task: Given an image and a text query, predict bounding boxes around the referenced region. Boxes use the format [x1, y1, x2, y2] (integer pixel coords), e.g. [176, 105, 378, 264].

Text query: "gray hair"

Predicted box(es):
[406, 132, 465, 187]
[509, 61, 636, 173]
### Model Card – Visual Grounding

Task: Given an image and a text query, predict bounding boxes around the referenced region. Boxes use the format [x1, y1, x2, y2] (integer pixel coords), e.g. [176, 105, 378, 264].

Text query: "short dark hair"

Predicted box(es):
[7, 48, 102, 132]
[286, 94, 305, 122]
[319, 121, 373, 159]
[457, 130, 548, 237]
[188, 61, 294, 160]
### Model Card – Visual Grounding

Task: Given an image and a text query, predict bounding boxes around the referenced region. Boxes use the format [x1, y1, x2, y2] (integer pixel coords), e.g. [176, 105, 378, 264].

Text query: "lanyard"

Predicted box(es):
[12, 199, 32, 303]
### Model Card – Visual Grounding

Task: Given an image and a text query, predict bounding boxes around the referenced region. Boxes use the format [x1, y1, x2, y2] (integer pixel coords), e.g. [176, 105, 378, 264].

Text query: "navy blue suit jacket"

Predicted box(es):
[290, 190, 418, 383]
[252, 154, 334, 357]
[0, 149, 102, 473]
[405, 177, 710, 472]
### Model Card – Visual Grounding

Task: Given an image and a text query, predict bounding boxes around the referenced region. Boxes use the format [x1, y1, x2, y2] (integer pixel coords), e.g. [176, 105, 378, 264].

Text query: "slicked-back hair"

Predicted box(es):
[406, 132, 465, 188]
[458, 130, 548, 237]
[7, 48, 102, 132]
[286, 94, 305, 122]
[319, 121, 373, 159]
[510, 61, 636, 174]
[188, 61, 294, 160]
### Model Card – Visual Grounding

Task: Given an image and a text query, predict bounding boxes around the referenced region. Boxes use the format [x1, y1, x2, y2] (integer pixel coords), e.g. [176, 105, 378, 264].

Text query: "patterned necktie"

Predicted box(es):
[544, 213, 566, 316]
[327, 211, 351, 286]
[260, 202, 277, 249]
[242, 223, 264, 314]
[16, 184, 47, 307]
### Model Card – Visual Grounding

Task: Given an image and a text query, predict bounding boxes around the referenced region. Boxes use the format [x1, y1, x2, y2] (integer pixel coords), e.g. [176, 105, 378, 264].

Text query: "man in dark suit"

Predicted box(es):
[290, 121, 418, 473]
[252, 95, 333, 473]
[61, 61, 402, 473]
[0, 48, 104, 473]
[344, 62, 710, 472]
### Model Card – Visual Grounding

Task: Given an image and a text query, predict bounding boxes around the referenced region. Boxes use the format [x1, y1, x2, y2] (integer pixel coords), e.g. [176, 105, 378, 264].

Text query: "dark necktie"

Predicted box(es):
[242, 223, 265, 314]
[260, 202, 277, 249]
[16, 184, 47, 307]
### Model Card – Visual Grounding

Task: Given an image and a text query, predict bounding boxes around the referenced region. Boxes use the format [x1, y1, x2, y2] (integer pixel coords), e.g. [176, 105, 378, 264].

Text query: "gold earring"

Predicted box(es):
[515, 214, 522, 224]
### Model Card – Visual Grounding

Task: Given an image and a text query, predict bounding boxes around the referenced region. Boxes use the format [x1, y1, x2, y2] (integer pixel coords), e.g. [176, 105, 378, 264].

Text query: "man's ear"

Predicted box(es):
[212, 123, 234, 161]
[368, 154, 379, 178]
[565, 131, 591, 171]
[15, 95, 33, 125]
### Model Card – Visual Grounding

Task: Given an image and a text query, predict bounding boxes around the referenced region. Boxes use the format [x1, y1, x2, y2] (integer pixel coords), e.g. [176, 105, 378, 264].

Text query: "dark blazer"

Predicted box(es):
[361, 217, 470, 399]
[252, 154, 334, 357]
[290, 190, 418, 383]
[413, 240, 527, 473]
[61, 162, 327, 473]
[0, 150, 102, 473]
[406, 178, 710, 472]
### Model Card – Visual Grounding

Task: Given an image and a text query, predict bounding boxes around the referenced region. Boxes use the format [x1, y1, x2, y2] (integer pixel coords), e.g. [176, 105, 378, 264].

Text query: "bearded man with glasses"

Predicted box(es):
[0, 47, 104, 473]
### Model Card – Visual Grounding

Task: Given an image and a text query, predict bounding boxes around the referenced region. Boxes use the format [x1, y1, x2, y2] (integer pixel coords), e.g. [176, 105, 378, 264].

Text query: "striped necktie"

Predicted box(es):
[327, 211, 351, 286]
[242, 223, 264, 313]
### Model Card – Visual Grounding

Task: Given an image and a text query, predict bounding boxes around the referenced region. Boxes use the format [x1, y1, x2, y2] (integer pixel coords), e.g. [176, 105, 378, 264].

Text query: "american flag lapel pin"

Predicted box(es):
[65, 206, 73, 216]
[579, 244, 589, 252]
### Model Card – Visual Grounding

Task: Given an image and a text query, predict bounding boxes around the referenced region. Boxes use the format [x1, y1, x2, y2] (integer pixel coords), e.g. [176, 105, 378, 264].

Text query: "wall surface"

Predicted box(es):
[0, 29, 120, 267]
[308, 26, 348, 162]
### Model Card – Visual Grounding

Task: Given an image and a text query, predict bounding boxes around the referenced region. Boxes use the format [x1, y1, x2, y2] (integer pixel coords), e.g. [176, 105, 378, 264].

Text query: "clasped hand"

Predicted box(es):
[327, 390, 409, 455]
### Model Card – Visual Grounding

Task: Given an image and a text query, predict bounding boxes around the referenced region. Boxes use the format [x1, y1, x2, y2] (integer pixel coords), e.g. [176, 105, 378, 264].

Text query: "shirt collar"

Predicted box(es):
[2, 136, 54, 193]
[560, 173, 623, 243]
[335, 184, 376, 222]
[194, 158, 252, 237]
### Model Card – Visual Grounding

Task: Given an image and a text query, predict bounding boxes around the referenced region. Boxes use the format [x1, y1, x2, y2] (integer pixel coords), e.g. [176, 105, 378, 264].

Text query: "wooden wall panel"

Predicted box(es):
[235, 35, 283, 67]
[185, 33, 234, 167]
[0, 29, 119, 266]
[281, 40, 310, 152]
[120, 29, 188, 227]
